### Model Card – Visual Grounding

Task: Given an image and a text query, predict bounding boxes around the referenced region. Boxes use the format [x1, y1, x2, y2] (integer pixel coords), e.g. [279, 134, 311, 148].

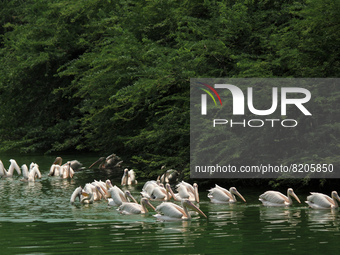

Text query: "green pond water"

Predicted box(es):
[0, 154, 339, 254]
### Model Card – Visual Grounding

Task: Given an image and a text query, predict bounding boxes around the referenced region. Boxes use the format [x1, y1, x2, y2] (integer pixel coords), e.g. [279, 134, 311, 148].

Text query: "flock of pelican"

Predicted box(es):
[70, 178, 207, 220]
[1, 157, 339, 221]
[49, 157, 82, 178]
[70, 171, 340, 222]
[0, 157, 81, 181]
[0, 159, 42, 182]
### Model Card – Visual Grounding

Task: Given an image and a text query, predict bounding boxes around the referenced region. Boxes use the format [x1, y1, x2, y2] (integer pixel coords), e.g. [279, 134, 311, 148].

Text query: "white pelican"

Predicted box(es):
[49, 164, 61, 176]
[157, 166, 179, 184]
[89, 154, 122, 169]
[70, 184, 105, 204]
[70, 186, 93, 204]
[52, 157, 83, 171]
[92, 180, 110, 198]
[21, 163, 42, 182]
[121, 168, 138, 185]
[0, 159, 21, 177]
[59, 163, 74, 179]
[168, 181, 199, 202]
[84, 183, 107, 201]
[259, 188, 301, 207]
[141, 181, 171, 201]
[208, 185, 246, 204]
[49, 157, 79, 177]
[80, 184, 95, 204]
[305, 191, 340, 209]
[117, 198, 156, 215]
[107, 186, 137, 206]
[154, 199, 207, 221]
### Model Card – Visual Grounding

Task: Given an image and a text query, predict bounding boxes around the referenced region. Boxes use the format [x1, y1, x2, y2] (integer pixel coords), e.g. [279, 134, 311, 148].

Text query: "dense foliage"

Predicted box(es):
[0, 0, 339, 181]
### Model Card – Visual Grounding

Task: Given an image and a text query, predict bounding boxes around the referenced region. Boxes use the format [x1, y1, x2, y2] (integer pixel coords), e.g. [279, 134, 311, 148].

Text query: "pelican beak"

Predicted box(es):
[125, 191, 138, 204]
[185, 200, 207, 218]
[80, 191, 90, 203]
[332, 192, 340, 202]
[89, 157, 105, 169]
[165, 183, 176, 200]
[96, 186, 108, 201]
[82, 191, 89, 197]
[293, 192, 301, 203]
[105, 180, 113, 189]
[336, 194, 340, 201]
[235, 190, 246, 202]
[144, 199, 156, 211]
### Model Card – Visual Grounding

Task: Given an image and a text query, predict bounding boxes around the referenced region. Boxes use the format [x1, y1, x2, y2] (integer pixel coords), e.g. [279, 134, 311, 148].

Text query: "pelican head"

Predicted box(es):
[331, 191, 340, 202]
[125, 190, 138, 204]
[182, 199, 207, 219]
[288, 188, 301, 203]
[95, 185, 107, 201]
[141, 198, 156, 211]
[230, 187, 246, 202]
[53, 157, 63, 166]
[106, 179, 113, 189]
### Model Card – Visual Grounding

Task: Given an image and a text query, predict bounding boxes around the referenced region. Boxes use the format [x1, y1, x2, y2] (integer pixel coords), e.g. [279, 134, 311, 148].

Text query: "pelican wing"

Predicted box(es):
[152, 187, 166, 199]
[215, 185, 233, 199]
[208, 188, 230, 202]
[31, 165, 42, 179]
[156, 202, 184, 218]
[128, 170, 136, 182]
[177, 181, 195, 194]
[177, 185, 190, 199]
[259, 191, 288, 204]
[142, 181, 158, 194]
[118, 203, 142, 214]
[108, 186, 127, 205]
[307, 193, 333, 208]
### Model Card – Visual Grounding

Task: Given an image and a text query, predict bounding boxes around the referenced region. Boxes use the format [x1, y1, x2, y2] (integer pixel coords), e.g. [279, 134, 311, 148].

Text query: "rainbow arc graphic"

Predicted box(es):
[197, 82, 222, 106]
[197, 82, 222, 115]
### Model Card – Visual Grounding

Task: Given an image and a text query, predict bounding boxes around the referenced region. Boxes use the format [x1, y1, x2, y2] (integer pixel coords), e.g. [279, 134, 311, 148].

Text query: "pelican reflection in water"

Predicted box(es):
[259, 188, 301, 207]
[306, 191, 340, 209]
